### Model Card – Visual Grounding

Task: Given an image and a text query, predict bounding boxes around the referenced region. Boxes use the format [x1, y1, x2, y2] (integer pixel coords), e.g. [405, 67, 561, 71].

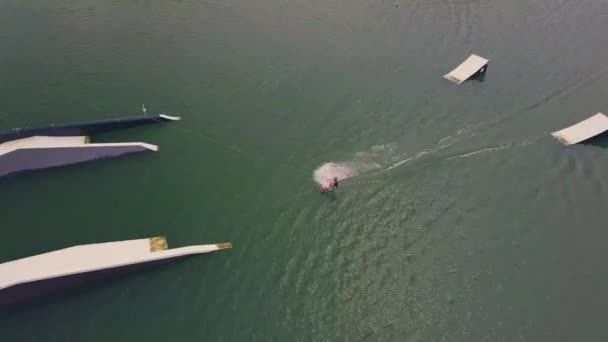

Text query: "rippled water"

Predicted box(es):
[2, 0, 608, 341]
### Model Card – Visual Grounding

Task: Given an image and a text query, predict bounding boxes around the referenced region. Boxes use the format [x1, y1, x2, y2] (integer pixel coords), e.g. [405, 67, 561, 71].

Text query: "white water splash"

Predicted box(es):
[313, 162, 358, 187]
[313, 144, 396, 187]
[311, 122, 497, 186]
[310, 121, 541, 188]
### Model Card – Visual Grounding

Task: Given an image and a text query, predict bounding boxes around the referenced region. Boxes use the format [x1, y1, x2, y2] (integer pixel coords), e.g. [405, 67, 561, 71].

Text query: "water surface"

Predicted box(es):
[2, 1, 608, 341]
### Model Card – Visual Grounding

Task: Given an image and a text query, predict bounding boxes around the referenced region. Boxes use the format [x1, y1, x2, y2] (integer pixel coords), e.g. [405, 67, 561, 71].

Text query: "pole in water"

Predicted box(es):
[142, 104, 147, 116]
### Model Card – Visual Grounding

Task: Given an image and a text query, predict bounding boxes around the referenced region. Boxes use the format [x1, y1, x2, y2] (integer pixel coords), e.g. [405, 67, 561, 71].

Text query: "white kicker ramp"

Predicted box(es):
[551, 113, 608, 145]
[444, 54, 489, 84]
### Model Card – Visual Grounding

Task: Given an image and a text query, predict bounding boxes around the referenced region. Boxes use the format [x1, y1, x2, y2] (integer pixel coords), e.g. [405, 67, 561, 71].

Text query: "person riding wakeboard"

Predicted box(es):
[321, 177, 339, 194]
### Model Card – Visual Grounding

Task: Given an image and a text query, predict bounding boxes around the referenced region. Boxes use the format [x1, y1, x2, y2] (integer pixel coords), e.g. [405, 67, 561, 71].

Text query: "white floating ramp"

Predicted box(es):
[0, 237, 232, 306]
[444, 54, 489, 84]
[551, 113, 608, 145]
[0, 136, 159, 177]
[0, 113, 181, 178]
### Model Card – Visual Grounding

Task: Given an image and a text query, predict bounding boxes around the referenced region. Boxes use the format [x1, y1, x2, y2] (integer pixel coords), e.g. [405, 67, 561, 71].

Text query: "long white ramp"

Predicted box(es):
[551, 113, 608, 145]
[0, 237, 232, 306]
[444, 54, 489, 84]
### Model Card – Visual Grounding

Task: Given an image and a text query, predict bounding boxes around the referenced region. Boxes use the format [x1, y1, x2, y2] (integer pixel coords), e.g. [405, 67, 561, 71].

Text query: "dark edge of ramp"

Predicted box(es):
[0, 114, 180, 144]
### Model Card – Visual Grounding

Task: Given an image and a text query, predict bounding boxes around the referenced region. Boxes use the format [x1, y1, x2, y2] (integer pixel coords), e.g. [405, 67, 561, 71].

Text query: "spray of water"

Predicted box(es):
[312, 144, 397, 187]
[311, 122, 527, 188]
[313, 162, 358, 187]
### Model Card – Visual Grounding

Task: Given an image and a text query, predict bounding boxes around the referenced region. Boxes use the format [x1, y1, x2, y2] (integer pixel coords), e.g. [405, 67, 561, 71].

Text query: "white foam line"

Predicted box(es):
[446, 138, 540, 161]
[446, 146, 506, 160]
[379, 156, 415, 173]
[373, 140, 457, 175]
[373, 150, 430, 175]
[437, 135, 453, 145]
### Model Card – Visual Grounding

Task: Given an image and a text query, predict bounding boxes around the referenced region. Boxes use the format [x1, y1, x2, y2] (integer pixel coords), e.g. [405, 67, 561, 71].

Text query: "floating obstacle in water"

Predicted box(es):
[0, 114, 180, 178]
[551, 113, 608, 145]
[444, 54, 489, 84]
[0, 237, 232, 306]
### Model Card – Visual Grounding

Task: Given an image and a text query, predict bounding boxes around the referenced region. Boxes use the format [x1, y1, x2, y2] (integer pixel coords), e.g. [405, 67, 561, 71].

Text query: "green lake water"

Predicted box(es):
[2, 1, 608, 341]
